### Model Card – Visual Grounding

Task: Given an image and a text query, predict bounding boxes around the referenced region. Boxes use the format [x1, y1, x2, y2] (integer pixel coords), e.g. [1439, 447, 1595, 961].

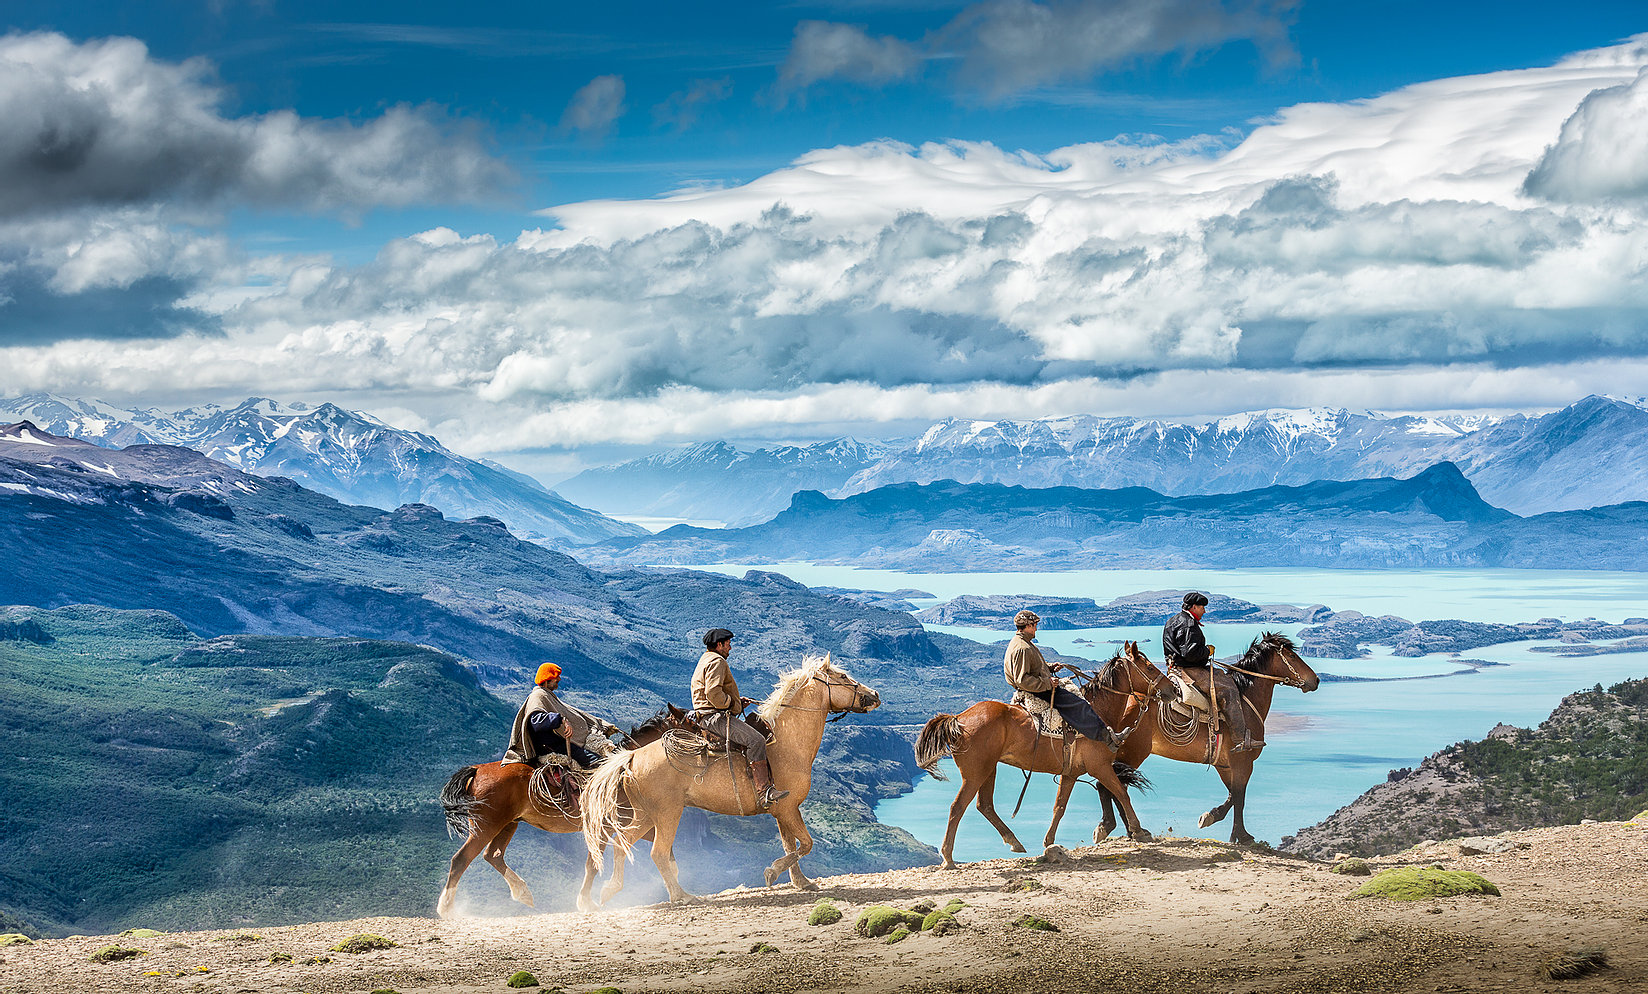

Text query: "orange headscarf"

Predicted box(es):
[535, 662, 562, 685]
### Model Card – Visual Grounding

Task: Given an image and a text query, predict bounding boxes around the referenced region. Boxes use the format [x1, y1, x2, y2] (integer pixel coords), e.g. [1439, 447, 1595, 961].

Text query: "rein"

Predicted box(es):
[775, 673, 872, 721]
[1216, 642, 1308, 689]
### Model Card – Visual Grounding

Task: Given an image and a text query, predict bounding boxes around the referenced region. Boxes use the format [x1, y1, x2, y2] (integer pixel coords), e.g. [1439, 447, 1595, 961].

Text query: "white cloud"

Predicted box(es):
[653, 77, 732, 131]
[560, 75, 627, 141]
[773, 21, 923, 104]
[0, 31, 514, 218]
[1525, 66, 1648, 202]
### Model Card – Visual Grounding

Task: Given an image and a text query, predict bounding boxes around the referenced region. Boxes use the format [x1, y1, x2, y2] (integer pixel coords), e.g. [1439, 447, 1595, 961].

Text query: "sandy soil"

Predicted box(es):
[3, 819, 1644, 994]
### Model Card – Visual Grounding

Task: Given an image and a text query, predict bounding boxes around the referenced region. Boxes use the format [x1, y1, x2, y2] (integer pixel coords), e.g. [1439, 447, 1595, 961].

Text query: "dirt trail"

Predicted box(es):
[4, 820, 1644, 993]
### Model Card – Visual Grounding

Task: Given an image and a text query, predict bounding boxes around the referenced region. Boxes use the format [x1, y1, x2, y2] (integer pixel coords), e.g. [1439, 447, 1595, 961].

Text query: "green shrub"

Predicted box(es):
[749, 942, 778, 954]
[0, 933, 34, 947]
[331, 933, 397, 954]
[854, 905, 926, 938]
[884, 925, 911, 944]
[807, 903, 842, 925]
[213, 931, 262, 943]
[920, 911, 957, 932]
[120, 928, 166, 938]
[1540, 948, 1609, 980]
[1351, 868, 1500, 901]
[1331, 858, 1373, 876]
[90, 945, 146, 963]
[268, 952, 294, 964]
[504, 971, 539, 988]
[1012, 914, 1059, 932]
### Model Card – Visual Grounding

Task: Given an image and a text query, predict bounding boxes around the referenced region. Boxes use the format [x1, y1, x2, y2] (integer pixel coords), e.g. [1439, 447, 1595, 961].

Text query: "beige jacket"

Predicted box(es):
[691, 648, 740, 712]
[1003, 633, 1054, 695]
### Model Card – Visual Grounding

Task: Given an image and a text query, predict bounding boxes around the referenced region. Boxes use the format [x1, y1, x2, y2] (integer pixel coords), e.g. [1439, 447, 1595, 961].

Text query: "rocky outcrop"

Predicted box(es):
[1282, 678, 1648, 858]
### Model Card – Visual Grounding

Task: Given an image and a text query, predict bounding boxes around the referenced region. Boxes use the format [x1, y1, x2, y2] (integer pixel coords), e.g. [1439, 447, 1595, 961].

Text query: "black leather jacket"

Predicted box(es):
[1162, 610, 1211, 667]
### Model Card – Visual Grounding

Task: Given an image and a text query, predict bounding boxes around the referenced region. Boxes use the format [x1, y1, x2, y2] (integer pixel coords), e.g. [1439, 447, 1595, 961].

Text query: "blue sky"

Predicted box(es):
[2, 2, 1648, 469]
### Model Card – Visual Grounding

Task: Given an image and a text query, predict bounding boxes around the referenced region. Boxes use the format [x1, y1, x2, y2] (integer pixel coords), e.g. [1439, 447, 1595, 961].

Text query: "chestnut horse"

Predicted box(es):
[1078, 633, 1320, 845]
[914, 687, 1154, 870]
[436, 709, 680, 916]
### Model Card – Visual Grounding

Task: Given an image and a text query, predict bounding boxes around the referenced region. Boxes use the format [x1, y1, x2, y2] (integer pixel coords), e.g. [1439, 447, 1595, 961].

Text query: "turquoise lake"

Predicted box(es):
[681, 564, 1648, 854]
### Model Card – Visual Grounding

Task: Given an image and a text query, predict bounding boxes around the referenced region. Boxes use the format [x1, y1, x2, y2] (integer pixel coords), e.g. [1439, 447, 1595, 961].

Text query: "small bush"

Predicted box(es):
[120, 928, 166, 939]
[1351, 868, 1500, 901]
[0, 933, 34, 947]
[921, 911, 957, 933]
[268, 952, 294, 964]
[854, 905, 926, 938]
[90, 945, 146, 963]
[213, 931, 263, 943]
[1012, 914, 1059, 932]
[505, 971, 540, 988]
[1541, 947, 1609, 980]
[1331, 858, 1373, 876]
[749, 942, 778, 954]
[884, 925, 911, 944]
[331, 933, 398, 954]
[908, 899, 936, 914]
[807, 903, 842, 925]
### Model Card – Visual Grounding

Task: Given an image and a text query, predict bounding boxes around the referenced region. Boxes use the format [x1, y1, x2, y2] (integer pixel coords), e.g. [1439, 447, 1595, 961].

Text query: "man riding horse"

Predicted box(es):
[1004, 610, 1128, 750]
[502, 662, 622, 770]
[1162, 592, 1263, 754]
[690, 628, 790, 810]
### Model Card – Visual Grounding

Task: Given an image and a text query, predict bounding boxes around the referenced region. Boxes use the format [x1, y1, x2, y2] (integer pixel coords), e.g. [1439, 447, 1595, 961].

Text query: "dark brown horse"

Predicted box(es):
[914, 688, 1154, 870]
[1079, 633, 1320, 845]
[437, 709, 680, 916]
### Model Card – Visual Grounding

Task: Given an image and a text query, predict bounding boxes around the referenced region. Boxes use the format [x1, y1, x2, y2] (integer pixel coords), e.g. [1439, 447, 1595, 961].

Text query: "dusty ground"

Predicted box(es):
[3, 819, 1644, 994]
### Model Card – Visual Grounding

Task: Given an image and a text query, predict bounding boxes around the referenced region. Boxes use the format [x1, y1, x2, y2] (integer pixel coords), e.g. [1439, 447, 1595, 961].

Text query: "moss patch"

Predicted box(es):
[268, 952, 294, 964]
[921, 911, 957, 933]
[0, 933, 35, 947]
[884, 925, 912, 944]
[302, 955, 331, 965]
[749, 942, 778, 954]
[331, 933, 398, 954]
[1331, 858, 1373, 876]
[120, 928, 166, 939]
[854, 905, 926, 938]
[505, 970, 540, 987]
[213, 931, 262, 943]
[1351, 868, 1500, 901]
[1541, 947, 1609, 980]
[1012, 914, 1059, 932]
[807, 901, 843, 925]
[591, 987, 623, 994]
[90, 945, 146, 963]
[1002, 877, 1043, 891]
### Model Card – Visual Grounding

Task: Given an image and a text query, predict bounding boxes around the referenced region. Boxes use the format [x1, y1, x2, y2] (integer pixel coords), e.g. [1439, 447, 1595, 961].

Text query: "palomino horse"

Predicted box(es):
[914, 689, 1154, 870]
[1084, 633, 1320, 845]
[581, 654, 881, 905]
[436, 710, 681, 917]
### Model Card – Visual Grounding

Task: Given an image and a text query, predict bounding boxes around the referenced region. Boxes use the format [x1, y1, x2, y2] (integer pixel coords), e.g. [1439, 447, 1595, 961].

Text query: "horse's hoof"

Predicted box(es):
[1130, 830, 1156, 843]
[937, 859, 958, 871]
[763, 868, 781, 887]
[796, 880, 820, 892]
[1233, 834, 1255, 846]
[1093, 827, 1113, 843]
[1197, 811, 1218, 829]
[670, 893, 702, 905]
[1009, 842, 1027, 853]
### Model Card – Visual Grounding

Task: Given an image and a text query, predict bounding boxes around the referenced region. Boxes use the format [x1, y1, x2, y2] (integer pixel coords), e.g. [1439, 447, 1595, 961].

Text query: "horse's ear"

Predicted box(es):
[824, 651, 832, 668]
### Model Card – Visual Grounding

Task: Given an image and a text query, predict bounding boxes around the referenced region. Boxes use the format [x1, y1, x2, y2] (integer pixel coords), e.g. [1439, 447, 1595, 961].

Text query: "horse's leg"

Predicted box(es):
[939, 774, 985, 870]
[598, 820, 648, 907]
[1043, 772, 1078, 850]
[1094, 783, 1118, 843]
[480, 820, 534, 908]
[1226, 758, 1256, 845]
[438, 826, 493, 918]
[766, 809, 818, 891]
[648, 806, 698, 904]
[576, 853, 599, 913]
[1090, 753, 1154, 842]
[974, 766, 1026, 854]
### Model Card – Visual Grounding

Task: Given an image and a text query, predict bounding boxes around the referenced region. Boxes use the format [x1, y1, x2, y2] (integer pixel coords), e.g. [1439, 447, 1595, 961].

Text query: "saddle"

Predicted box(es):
[1010, 690, 1068, 739]
[664, 703, 774, 757]
[1166, 669, 1212, 720]
[528, 758, 590, 817]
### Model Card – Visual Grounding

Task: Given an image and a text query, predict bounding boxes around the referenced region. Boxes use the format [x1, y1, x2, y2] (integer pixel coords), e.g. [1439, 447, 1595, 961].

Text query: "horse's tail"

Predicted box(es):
[440, 765, 481, 839]
[915, 714, 963, 781]
[1112, 761, 1152, 794]
[581, 748, 639, 868]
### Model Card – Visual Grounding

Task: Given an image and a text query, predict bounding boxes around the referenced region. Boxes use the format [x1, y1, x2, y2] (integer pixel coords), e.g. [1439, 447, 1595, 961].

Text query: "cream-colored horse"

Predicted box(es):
[581, 654, 881, 905]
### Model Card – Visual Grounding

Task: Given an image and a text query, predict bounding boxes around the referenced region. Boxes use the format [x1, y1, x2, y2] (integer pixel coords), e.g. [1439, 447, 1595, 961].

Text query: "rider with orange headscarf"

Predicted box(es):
[501, 662, 621, 769]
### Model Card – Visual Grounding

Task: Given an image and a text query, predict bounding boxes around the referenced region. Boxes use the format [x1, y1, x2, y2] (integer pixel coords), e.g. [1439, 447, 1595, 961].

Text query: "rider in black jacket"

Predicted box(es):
[1163, 592, 1263, 754]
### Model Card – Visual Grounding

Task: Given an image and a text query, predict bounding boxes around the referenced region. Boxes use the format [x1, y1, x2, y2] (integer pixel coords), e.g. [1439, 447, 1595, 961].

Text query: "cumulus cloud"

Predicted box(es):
[560, 74, 627, 141]
[773, 1, 1296, 103]
[773, 21, 923, 104]
[653, 77, 732, 132]
[1525, 66, 1648, 202]
[0, 31, 515, 218]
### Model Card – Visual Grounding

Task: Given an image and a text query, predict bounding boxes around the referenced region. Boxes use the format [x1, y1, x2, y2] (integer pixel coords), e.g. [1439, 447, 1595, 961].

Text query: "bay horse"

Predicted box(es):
[581, 654, 881, 905]
[913, 686, 1154, 870]
[1080, 633, 1320, 845]
[436, 709, 681, 917]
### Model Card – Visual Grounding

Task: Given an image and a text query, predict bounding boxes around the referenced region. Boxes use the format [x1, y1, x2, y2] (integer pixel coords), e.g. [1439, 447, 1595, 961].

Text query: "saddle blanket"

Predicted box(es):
[1168, 670, 1211, 719]
[1010, 690, 1068, 739]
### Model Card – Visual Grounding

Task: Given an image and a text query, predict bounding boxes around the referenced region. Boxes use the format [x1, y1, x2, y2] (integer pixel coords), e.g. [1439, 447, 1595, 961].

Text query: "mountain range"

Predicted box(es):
[0, 394, 642, 547]
[555, 395, 1648, 523]
[576, 462, 1648, 571]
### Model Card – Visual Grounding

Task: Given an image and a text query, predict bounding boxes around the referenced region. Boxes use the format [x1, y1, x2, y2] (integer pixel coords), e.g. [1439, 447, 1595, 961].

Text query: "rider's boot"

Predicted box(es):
[1224, 690, 1265, 754]
[753, 760, 790, 809]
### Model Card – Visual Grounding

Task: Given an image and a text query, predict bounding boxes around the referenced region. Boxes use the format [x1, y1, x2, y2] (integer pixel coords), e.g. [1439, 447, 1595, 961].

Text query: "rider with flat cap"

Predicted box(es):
[690, 628, 790, 809]
[1162, 592, 1263, 753]
[1004, 610, 1128, 750]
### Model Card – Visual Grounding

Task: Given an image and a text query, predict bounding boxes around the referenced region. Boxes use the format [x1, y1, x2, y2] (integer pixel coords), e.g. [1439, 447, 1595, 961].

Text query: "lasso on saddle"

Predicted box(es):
[528, 754, 590, 818]
[658, 703, 775, 761]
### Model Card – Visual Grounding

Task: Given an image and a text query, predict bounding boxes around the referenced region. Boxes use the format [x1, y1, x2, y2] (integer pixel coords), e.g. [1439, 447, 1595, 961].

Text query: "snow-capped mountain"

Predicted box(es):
[558, 396, 1648, 524]
[555, 437, 890, 526]
[0, 395, 645, 547]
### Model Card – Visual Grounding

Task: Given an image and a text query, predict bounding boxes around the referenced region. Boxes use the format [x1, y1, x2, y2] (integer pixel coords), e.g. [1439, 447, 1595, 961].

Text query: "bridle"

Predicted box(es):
[777, 672, 876, 722]
[1075, 645, 1163, 712]
[1216, 638, 1311, 690]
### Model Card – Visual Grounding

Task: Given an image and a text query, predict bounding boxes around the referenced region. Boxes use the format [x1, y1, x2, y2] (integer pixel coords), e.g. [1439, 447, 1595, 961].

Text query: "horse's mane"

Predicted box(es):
[1234, 631, 1298, 691]
[1094, 651, 1126, 689]
[756, 653, 834, 725]
[629, 707, 673, 739]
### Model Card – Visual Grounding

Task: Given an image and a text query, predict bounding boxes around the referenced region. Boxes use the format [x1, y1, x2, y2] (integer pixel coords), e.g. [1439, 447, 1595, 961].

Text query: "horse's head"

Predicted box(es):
[758, 652, 881, 724]
[1087, 641, 1169, 707]
[1244, 632, 1320, 693]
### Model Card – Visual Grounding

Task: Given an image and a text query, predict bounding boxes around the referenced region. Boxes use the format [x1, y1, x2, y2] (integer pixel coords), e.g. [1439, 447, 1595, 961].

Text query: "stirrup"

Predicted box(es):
[1232, 737, 1265, 754]
[759, 785, 791, 809]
